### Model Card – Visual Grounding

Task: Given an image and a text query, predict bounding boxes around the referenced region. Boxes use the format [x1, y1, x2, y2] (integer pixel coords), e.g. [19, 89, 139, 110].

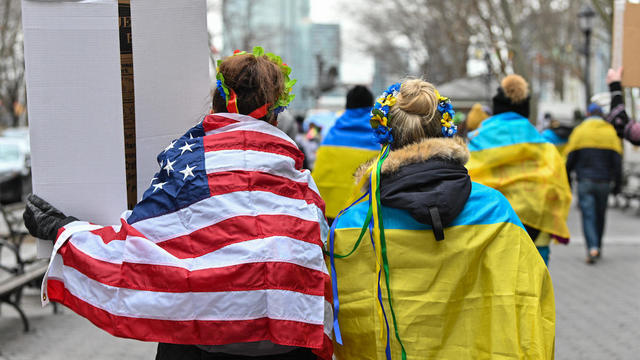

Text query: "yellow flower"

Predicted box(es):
[380, 116, 388, 127]
[385, 95, 397, 107]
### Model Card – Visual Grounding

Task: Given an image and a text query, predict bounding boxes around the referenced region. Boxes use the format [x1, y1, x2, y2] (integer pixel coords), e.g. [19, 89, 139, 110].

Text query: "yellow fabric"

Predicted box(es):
[312, 146, 378, 218]
[466, 103, 489, 131]
[331, 223, 555, 360]
[554, 144, 567, 160]
[563, 117, 623, 156]
[534, 232, 552, 247]
[467, 143, 572, 238]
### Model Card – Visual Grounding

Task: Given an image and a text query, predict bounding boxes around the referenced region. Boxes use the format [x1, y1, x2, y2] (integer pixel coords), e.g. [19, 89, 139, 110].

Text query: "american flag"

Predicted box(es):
[41, 113, 333, 359]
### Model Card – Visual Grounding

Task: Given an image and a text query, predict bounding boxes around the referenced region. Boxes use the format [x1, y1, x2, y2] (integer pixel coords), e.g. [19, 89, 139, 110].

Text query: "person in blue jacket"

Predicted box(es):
[312, 86, 380, 221]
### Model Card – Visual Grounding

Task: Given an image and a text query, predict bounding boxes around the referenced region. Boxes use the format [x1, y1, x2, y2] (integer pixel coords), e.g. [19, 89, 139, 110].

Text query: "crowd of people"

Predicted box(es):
[22, 47, 638, 359]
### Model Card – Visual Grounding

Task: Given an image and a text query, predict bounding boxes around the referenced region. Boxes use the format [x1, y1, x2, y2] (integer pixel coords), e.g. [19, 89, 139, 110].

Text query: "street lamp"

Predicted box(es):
[578, 4, 596, 109]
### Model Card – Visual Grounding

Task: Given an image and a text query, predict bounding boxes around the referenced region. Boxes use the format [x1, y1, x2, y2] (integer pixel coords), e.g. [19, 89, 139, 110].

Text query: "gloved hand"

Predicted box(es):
[23, 194, 78, 241]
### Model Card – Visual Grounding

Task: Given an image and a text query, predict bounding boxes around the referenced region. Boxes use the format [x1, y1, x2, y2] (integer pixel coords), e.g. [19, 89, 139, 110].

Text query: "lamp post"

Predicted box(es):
[578, 5, 596, 110]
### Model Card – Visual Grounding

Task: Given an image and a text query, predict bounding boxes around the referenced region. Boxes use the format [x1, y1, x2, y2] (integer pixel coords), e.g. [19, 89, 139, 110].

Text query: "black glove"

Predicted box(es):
[23, 194, 78, 241]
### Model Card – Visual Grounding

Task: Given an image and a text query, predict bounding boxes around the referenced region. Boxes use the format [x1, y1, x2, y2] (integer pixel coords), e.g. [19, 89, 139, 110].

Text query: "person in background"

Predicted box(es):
[606, 67, 640, 145]
[466, 74, 572, 265]
[465, 103, 490, 133]
[541, 117, 573, 156]
[23, 47, 332, 360]
[329, 79, 554, 359]
[312, 86, 379, 222]
[565, 102, 623, 264]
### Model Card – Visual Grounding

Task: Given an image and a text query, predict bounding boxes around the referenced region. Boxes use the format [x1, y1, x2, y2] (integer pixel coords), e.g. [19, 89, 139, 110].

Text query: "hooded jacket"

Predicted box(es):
[312, 107, 380, 218]
[330, 137, 555, 359]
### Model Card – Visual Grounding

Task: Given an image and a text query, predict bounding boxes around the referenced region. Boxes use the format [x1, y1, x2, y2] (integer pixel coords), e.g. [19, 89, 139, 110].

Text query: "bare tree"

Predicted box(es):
[0, 0, 25, 127]
[220, 0, 277, 54]
[590, 0, 613, 34]
[355, 0, 591, 102]
[352, 0, 474, 84]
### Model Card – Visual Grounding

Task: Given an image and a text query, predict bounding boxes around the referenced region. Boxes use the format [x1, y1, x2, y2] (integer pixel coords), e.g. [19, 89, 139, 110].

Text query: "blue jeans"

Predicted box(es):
[577, 179, 610, 253]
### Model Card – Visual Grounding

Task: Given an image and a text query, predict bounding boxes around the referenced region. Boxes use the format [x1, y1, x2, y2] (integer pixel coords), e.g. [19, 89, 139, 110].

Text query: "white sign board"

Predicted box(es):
[22, 0, 211, 257]
[130, 0, 211, 195]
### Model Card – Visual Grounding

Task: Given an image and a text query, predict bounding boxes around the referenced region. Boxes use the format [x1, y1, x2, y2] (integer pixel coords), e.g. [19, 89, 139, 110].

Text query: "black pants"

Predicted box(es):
[155, 343, 317, 360]
[523, 224, 540, 242]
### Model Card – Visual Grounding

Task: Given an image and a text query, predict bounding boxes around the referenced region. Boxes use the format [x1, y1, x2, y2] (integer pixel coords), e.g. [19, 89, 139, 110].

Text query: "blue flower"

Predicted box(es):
[442, 124, 458, 138]
[373, 126, 394, 145]
[216, 79, 226, 101]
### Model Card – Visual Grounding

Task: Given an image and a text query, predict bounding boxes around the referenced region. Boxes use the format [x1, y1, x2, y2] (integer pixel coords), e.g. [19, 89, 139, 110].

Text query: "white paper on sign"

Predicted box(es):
[130, 0, 211, 197]
[22, 0, 126, 257]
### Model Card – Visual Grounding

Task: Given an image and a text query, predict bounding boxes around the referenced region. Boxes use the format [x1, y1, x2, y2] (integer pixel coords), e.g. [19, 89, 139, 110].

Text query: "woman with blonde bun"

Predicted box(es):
[328, 79, 554, 359]
[467, 74, 572, 265]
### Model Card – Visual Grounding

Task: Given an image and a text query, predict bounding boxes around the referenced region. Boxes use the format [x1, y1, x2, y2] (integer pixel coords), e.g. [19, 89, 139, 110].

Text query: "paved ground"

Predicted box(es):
[1, 201, 639, 359]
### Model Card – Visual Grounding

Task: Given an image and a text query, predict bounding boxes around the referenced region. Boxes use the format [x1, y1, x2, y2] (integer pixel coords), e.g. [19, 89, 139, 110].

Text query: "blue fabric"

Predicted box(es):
[468, 112, 548, 152]
[335, 182, 524, 231]
[537, 246, 550, 265]
[128, 123, 209, 224]
[577, 179, 610, 252]
[541, 129, 567, 145]
[321, 107, 380, 150]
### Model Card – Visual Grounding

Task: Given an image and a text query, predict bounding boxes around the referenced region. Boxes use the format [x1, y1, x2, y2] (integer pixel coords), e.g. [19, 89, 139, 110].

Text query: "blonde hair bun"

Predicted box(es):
[501, 74, 529, 103]
[387, 78, 441, 148]
[396, 79, 438, 117]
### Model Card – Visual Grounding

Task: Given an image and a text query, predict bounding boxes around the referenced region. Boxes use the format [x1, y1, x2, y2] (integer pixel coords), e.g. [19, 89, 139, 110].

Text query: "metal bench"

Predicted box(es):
[0, 260, 48, 332]
[0, 202, 30, 274]
[0, 201, 56, 332]
[617, 162, 640, 214]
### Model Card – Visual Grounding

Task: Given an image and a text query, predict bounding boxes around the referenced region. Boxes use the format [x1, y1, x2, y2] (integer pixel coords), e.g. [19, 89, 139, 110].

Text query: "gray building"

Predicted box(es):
[221, 0, 341, 112]
[309, 23, 341, 94]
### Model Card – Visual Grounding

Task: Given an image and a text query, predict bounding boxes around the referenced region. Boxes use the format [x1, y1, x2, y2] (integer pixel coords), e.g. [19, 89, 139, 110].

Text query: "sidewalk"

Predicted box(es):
[549, 203, 640, 359]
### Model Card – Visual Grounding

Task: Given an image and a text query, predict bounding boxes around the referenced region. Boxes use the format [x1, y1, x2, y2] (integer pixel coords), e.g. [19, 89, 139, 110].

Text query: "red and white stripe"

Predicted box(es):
[42, 113, 332, 358]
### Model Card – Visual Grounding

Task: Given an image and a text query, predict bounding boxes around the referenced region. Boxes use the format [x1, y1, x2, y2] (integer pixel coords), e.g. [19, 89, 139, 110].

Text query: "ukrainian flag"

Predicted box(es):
[541, 128, 568, 155]
[564, 117, 622, 156]
[331, 183, 555, 359]
[312, 108, 380, 219]
[467, 112, 571, 239]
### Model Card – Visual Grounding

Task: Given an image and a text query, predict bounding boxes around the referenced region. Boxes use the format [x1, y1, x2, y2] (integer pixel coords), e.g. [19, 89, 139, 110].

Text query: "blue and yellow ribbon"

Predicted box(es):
[329, 143, 407, 360]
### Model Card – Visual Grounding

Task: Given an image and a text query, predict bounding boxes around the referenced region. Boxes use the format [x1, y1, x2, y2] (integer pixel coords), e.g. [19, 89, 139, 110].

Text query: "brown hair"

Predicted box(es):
[389, 78, 441, 149]
[213, 53, 285, 120]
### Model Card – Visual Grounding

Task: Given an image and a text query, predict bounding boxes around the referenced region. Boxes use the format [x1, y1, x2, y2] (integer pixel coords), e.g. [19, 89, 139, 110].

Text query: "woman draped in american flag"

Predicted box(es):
[23, 47, 333, 360]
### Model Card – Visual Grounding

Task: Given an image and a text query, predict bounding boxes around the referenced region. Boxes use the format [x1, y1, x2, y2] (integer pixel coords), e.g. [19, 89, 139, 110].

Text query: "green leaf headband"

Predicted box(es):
[215, 46, 297, 117]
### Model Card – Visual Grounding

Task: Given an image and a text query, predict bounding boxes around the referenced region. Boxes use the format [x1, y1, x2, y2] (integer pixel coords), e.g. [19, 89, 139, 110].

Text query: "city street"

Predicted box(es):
[1, 201, 639, 360]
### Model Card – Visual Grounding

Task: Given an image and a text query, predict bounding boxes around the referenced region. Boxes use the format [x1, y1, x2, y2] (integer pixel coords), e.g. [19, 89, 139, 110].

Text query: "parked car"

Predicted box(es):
[0, 137, 31, 204]
[0, 138, 30, 176]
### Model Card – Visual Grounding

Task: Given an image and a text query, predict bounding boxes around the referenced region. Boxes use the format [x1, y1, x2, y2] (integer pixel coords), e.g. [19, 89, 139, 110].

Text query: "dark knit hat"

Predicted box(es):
[346, 85, 374, 109]
[492, 74, 530, 118]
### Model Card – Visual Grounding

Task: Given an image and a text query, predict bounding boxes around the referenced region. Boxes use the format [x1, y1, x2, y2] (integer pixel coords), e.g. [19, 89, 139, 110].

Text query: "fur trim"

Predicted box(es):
[354, 137, 469, 186]
[501, 75, 529, 103]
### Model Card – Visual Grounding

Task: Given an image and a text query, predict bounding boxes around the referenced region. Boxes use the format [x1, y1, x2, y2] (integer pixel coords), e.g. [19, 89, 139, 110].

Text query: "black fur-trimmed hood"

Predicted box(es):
[355, 137, 471, 240]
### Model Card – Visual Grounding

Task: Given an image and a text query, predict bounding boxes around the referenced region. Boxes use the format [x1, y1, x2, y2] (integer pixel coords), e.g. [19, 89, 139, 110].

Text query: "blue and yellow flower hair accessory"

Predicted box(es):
[370, 83, 401, 145]
[435, 90, 457, 137]
[215, 47, 296, 118]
